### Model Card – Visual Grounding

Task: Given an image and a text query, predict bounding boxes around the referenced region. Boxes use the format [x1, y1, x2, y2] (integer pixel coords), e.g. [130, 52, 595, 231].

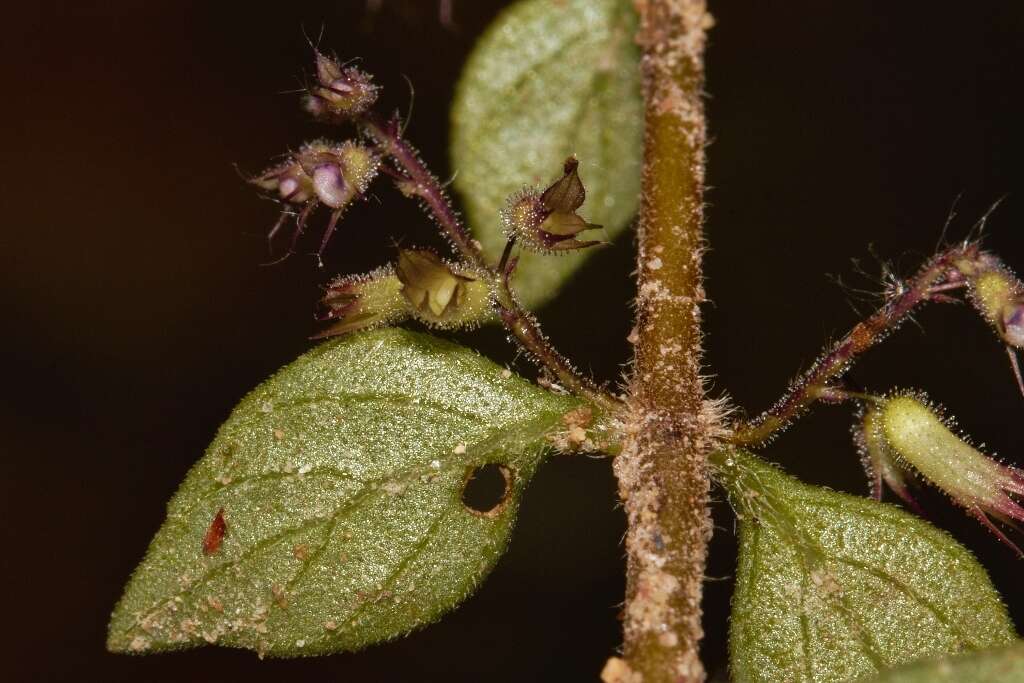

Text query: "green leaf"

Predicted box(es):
[450, 0, 642, 309]
[108, 328, 580, 657]
[860, 641, 1024, 682]
[713, 449, 1016, 683]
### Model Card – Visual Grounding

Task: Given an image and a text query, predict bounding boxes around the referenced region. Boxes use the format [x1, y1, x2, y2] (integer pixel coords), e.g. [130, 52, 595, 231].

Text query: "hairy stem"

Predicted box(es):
[495, 277, 620, 411]
[730, 243, 979, 446]
[362, 114, 619, 409]
[361, 115, 487, 270]
[607, 2, 716, 682]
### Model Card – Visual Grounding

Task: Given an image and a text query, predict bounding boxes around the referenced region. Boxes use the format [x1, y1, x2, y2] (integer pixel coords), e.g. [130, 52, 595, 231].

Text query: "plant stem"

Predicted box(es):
[730, 243, 977, 446]
[362, 114, 619, 410]
[608, 2, 716, 682]
[493, 273, 619, 410]
[361, 115, 487, 271]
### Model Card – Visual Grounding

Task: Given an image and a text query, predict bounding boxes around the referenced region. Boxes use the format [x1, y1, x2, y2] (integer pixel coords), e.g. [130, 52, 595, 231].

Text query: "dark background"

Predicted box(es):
[4, 1, 1024, 681]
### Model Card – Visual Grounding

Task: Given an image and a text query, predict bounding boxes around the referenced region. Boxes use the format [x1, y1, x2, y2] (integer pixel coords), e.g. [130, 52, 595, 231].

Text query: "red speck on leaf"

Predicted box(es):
[203, 508, 227, 556]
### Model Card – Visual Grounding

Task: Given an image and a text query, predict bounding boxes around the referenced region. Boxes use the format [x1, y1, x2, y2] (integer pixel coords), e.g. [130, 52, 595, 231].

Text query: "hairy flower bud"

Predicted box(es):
[867, 393, 1024, 553]
[952, 252, 1024, 396]
[315, 265, 406, 338]
[395, 249, 492, 328]
[500, 157, 601, 253]
[305, 52, 380, 121]
[969, 267, 1024, 348]
[252, 140, 379, 258]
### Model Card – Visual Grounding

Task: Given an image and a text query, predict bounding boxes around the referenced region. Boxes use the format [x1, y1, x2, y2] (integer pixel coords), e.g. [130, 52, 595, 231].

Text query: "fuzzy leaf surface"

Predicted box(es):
[715, 449, 1015, 683]
[451, 0, 642, 308]
[861, 641, 1024, 682]
[109, 329, 579, 657]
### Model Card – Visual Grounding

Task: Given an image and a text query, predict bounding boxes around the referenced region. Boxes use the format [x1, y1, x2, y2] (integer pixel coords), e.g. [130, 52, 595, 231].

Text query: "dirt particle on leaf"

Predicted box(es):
[501, 368, 512, 379]
[129, 635, 150, 652]
[271, 583, 288, 609]
[810, 568, 843, 598]
[453, 443, 467, 455]
[138, 613, 159, 634]
[202, 508, 227, 556]
[292, 544, 310, 561]
[383, 480, 407, 496]
[207, 596, 224, 612]
[273, 428, 285, 441]
[324, 620, 337, 630]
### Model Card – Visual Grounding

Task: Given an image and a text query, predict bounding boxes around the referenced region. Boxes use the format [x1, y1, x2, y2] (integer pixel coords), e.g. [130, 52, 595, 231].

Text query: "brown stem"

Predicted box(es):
[606, 2, 716, 682]
[730, 243, 979, 446]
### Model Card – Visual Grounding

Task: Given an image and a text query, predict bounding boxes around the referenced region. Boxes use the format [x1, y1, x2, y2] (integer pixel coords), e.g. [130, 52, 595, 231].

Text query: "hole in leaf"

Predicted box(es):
[462, 463, 513, 517]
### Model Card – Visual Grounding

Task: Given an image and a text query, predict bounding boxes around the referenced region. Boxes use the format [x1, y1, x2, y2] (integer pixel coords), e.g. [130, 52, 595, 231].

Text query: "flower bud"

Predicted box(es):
[500, 157, 602, 253]
[969, 267, 1024, 348]
[395, 249, 492, 328]
[304, 52, 379, 121]
[868, 393, 1024, 553]
[315, 265, 406, 338]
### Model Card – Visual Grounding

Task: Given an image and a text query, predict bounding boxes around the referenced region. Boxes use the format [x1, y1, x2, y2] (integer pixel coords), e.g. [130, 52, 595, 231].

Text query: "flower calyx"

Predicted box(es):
[304, 51, 380, 121]
[252, 140, 379, 259]
[395, 249, 492, 328]
[960, 256, 1024, 348]
[854, 403, 919, 510]
[315, 265, 406, 338]
[501, 157, 603, 253]
[861, 392, 1024, 555]
[315, 249, 493, 338]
